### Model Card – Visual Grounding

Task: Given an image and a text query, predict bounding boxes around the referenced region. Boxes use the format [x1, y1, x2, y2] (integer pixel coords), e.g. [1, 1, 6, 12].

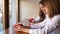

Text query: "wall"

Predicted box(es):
[20, 0, 40, 21]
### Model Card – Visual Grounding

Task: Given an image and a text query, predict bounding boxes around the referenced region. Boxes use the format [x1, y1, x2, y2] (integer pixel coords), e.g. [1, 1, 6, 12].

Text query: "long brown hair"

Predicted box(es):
[39, 0, 60, 21]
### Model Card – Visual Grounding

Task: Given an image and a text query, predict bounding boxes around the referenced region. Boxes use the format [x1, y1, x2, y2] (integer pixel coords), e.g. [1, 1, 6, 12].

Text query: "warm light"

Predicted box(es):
[0, 13, 2, 18]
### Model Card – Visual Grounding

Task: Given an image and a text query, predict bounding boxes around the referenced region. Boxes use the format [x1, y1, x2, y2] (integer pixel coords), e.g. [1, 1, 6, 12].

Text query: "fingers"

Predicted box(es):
[14, 23, 22, 31]
[14, 26, 20, 31]
[32, 20, 35, 23]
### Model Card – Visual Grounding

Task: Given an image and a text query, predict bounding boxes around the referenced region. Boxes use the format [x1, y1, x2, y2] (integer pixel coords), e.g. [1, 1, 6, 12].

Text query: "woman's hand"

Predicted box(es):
[32, 20, 35, 23]
[31, 20, 38, 24]
[14, 23, 29, 33]
[14, 23, 23, 31]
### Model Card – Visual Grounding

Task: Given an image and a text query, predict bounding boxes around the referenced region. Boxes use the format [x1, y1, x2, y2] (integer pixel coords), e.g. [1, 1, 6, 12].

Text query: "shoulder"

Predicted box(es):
[52, 15, 60, 20]
[51, 15, 60, 23]
[34, 16, 40, 21]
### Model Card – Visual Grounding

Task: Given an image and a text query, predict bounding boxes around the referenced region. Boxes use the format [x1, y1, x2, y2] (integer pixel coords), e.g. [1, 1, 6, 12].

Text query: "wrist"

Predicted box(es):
[22, 27, 29, 33]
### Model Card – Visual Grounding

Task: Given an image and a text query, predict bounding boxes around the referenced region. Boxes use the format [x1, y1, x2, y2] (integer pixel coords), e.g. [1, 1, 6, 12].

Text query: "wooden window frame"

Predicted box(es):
[16, 0, 20, 22]
[3, 0, 20, 30]
[3, 0, 9, 34]
[2, 0, 20, 34]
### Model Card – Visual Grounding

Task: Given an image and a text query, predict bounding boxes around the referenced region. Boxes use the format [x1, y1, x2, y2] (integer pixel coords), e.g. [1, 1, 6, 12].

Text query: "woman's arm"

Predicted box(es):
[20, 16, 42, 29]
[21, 16, 60, 34]
[33, 16, 40, 22]
[31, 19, 46, 29]
[20, 27, 29, 33]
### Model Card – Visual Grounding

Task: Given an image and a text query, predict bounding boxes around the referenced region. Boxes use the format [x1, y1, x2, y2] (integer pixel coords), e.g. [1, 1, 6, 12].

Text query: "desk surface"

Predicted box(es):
[16, 31, 29, 34]
[5, 28, 29, 34]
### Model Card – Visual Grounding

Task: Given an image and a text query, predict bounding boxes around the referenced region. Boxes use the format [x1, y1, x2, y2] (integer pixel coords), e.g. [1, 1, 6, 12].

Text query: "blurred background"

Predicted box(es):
[20, 0, 40, 21]
[0, 0, 40, 34]
[0, 0, 3, 32]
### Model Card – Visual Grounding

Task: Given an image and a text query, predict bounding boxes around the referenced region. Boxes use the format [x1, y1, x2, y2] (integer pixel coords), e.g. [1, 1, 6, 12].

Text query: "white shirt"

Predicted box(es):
[33, 16, 40, 22]
[29, 15, 60, 34]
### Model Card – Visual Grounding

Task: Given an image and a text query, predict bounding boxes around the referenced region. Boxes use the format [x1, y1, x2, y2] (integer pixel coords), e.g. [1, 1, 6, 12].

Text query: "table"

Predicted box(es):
[16, 31, 29, 34]
[5, 28, 29, 34]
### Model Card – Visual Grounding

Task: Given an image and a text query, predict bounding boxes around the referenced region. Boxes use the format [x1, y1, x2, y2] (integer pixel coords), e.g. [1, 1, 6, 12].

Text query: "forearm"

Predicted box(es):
[23, 25, 31, 29]
[21, 27, 30, 33]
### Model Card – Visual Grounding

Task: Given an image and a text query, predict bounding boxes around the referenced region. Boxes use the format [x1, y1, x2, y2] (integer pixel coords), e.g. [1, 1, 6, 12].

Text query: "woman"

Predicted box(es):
[14, 0, 60, 34]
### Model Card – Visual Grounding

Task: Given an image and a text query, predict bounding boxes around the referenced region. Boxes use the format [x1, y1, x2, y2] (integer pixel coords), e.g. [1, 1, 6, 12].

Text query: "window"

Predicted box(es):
[0, 0, 3, 32]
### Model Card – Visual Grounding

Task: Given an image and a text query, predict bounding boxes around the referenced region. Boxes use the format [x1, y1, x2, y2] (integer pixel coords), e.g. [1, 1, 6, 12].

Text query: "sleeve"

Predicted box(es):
[34, 16, 41, 22]
[31, 20, 46, 29]
[29, 16, 60, 34]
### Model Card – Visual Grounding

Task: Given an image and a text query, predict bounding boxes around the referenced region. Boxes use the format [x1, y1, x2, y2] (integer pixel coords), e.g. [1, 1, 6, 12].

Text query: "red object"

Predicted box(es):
[29, 18, 34, 25]
[29, 18, 33, 20]
[14, 23, 23, 28]
[29, 18, 34, 22]
[18, 23, 23, 26]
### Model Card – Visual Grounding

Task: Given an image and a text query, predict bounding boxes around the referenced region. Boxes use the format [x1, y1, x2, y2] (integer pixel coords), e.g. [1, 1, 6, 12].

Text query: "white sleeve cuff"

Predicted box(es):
[29, 29, 37, 34]
[29, 29, 41, 34]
